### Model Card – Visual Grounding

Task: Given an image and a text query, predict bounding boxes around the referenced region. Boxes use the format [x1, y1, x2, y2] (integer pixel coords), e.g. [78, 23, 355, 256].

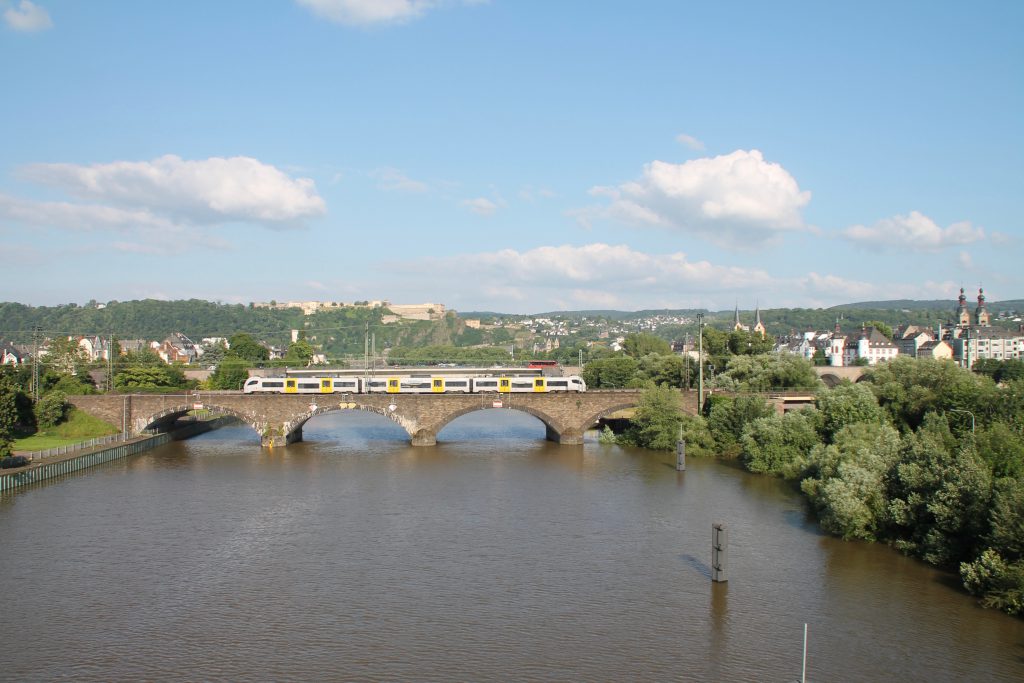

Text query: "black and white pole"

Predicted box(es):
[712, 522, 728, 582]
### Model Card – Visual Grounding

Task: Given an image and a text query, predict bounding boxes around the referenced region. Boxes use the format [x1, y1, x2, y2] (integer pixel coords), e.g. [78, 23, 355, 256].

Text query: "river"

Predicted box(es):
[1, 410, 1022, 682]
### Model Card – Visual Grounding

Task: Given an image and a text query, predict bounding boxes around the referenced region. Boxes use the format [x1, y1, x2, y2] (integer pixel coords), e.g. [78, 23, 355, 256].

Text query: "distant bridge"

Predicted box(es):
[814, 366, 868, 387]
[67, 391, 667, 448]
[67, 387, 825, 449]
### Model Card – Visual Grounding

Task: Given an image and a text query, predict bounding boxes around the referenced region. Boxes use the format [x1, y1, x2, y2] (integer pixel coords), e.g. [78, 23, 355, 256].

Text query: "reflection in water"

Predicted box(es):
[1, 409, 1022, 682]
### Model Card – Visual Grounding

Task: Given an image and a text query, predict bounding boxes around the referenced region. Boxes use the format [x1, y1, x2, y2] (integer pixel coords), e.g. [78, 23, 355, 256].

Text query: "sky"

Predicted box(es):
[1, 1, 1022, 314]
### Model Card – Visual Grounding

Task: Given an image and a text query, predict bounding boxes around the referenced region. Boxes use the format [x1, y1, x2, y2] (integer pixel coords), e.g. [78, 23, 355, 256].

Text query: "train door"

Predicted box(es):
[285, 379, 298, 394]
[321, 379, 332, 393]
[387, 378, 401, 394]
[499, 377, 511, 393]
[432, 378, 445, 393]
[533, 377, 546, 392]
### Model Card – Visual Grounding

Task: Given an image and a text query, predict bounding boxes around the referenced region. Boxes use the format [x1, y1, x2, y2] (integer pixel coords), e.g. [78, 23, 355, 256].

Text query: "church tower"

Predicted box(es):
[733, 302, 743, 331]
[752, 303, 766, 339]
[956, 287, 971, 327]
[975, 287, 990, 327]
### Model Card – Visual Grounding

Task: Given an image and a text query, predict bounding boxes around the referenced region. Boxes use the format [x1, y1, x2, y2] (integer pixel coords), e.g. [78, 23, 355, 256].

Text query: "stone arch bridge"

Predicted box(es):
[68, 390, 697, 448]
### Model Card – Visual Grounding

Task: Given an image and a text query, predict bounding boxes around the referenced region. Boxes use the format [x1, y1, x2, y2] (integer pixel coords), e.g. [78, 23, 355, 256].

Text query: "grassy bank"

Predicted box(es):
[14, 408, 119, 451]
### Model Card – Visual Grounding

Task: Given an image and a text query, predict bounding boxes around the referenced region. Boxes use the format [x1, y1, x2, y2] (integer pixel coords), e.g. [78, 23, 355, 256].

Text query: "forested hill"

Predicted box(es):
[0, 300, 304, 345]
[0, 300, 502, 357]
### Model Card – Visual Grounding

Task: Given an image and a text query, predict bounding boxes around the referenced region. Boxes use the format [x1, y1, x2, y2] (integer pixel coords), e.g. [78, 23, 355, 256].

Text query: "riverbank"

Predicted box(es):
[1, 416, 238, 492]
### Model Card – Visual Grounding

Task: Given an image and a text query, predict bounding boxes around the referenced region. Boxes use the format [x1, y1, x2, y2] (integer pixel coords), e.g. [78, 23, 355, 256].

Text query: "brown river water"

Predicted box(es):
[1, 409, 1022, 682]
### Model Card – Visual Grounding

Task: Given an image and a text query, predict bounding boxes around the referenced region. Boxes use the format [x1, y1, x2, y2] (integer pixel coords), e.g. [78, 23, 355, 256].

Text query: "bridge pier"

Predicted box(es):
[411, 429, 436, 447]
[546, 424, 584, 445]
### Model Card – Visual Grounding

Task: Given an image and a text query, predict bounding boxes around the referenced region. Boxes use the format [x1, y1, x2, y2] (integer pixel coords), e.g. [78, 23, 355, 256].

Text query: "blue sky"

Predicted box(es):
[2, 1, 1021, 313]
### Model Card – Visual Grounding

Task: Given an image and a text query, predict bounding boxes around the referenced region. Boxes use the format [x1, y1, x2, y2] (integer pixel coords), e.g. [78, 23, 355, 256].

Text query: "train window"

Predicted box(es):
[433, 379, 443, 388]
[476, 381, 497, 387]
[299, 383, 319, 389]
[448, 381, 467, 387]
[264, 381, 284, 388]
[512, 382, 533, 389]
[549, 381, 568, 388]
[321, 380, 331, 388]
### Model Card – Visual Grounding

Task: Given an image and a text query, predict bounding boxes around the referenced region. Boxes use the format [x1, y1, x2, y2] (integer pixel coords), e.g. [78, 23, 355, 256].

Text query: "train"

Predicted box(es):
[243, 375, 587, 394]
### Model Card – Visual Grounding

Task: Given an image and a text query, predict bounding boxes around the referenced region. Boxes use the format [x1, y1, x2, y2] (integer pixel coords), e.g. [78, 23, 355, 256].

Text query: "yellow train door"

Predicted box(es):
[387, 377, 401, 394]
[499, 377, 511, 393]
[321, 379, 332, 393]
[533, 377, 547, 392]
[285, 379, 298, 394]
[432, 378, 445, 393]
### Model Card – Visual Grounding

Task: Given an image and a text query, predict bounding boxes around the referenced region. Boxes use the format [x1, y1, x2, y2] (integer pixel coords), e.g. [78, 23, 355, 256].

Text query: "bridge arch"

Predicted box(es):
[137, 403, 268, 442]
[432, 403, 568, 445]
[281, 402, 418, 445]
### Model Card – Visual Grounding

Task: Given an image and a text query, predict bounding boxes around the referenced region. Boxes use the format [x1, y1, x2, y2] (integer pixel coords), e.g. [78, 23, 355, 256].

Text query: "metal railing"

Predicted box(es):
[15, 430, 158, 461]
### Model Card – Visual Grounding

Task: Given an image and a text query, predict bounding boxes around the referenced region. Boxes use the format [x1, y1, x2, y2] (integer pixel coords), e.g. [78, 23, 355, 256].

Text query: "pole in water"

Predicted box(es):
[676, 427, 686, 471]
[801, 622, 808, 683]
[711, 522, 727, 582]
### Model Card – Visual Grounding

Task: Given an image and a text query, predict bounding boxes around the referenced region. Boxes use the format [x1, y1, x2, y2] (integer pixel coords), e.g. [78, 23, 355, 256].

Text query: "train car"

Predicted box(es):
[470, 375, 587, 393]
[364, 376, 473, 394]
[243, 377, 362, 394]
[242, 374, 584, 394]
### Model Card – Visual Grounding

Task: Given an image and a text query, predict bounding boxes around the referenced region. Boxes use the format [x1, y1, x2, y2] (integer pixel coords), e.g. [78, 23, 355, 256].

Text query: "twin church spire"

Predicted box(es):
[733, 302, 766, 338]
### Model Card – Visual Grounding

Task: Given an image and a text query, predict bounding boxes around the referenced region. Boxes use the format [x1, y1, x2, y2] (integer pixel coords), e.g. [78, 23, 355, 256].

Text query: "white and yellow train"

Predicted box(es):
[243, 375, 587, 394]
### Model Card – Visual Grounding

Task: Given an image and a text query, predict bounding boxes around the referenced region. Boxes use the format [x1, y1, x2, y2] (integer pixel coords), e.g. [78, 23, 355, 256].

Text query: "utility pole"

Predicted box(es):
[32, 326, 41, 402]
[696, 313, 704, 414]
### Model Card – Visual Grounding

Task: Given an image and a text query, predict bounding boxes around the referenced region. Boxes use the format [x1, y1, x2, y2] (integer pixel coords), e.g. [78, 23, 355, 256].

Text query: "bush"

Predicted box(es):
[35, 391, 68, 429]
[0, 455, 30, 469]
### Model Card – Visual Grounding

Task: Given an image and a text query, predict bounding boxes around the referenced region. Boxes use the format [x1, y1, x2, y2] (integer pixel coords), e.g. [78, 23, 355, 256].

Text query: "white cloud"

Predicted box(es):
[19, 155, 325, 227]
[841, 210, 984, 251]
[958, 251, 974, 269]
[370, 167, 428, 193]
[461, 197, 500, 216]
[0, 193, 234, 254]
[4, 0, 52, 31]
[587, 149, 811, 249]
[391, 243, 779, 310]
[675, 133, 705, 151]
[296, 0, 483, 26]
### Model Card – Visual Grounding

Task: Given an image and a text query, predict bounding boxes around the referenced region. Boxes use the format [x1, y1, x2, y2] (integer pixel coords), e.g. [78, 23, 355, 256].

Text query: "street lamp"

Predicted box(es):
[948, 408, 975, 433]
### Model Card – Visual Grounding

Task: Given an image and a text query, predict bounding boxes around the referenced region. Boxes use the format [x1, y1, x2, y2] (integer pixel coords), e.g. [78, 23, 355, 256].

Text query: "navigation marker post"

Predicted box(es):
[711, 522, 727, 582]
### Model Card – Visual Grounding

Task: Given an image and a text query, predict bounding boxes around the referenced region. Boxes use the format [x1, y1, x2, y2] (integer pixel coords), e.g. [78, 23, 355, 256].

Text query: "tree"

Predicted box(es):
[716, 354, 819, 392]
[619, 385, 683, 451]
[815, 383, 885, 443]
[798, 422, 902, 541]
[44, 336, 88, 376]
[865, 321, 893, 340]
[227, 333, 270, 362]
[582, 356, 639, 389]
[706, 395, 774, 457]
[622, 333, 671, 358]
[284, 338, 315, 365]
[114, 364, 187, 391]
[35, 390, 68, 429]
[208, 360, 251, 390]
[740, 410, 820, 478]
[0, 384, 18, 457]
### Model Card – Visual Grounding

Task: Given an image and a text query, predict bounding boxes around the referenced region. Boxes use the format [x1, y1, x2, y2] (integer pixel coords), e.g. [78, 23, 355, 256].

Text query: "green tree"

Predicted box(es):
[716, 354, 819, 392]
[865, 321, 893, 340]
[44, 336, 88, 376]
[114, 364, 187, 391]
[706, 395, 774, 457]
[799, 422, 902, 541]
[885, 416, 993, 566]
[619, 384, 683, 451]
[227, 333, 270, 362]
[582, 356, 639, 388]
[285, 338, 315, 365]
[35, 390, 68, 428]
[0, 384, 18, 457]
[622, 333, 671, 358]
[815, 383, 885, 443]
[740, 410, 820, 477]
[208, 360, 251, 390]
